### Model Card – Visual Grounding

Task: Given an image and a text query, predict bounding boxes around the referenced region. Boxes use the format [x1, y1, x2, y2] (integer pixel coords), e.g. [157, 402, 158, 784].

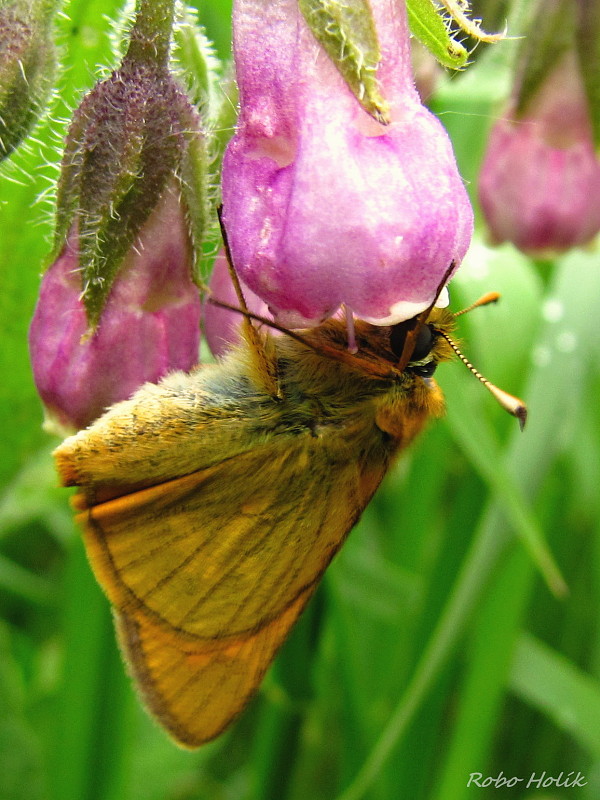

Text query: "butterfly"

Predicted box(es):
[53, 252, 526, 747]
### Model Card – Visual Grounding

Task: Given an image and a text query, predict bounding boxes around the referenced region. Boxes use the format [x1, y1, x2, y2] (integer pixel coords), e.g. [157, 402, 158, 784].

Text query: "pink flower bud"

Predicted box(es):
[0, 0, 58, 160]
[479, 52, 600, 255]
[202, 250, 270, 357]
[29, 186, 201, 433]
[221, 0, 473, 328]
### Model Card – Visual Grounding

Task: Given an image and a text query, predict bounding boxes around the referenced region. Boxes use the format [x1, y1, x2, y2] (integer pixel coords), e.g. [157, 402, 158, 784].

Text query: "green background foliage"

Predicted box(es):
[1, 1, 600, 799]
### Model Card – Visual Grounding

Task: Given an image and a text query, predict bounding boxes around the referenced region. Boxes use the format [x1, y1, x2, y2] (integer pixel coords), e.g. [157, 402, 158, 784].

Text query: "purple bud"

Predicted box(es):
[29, 186, 201, 433]
[0, 0, 58, 160]
[479, 52, 600, 255]
[202, 250, 271, 357]
[221, 0, 473, 328]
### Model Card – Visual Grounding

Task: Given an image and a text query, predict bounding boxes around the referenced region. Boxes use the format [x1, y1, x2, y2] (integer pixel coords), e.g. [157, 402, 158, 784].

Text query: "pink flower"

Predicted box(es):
[29, 186, 201, 433]
[221, 0, 473, 328]
[479, 52, 600, 255]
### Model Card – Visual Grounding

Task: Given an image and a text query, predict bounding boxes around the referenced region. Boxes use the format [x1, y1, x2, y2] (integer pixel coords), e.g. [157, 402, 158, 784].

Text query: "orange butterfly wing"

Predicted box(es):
[72, 435, 389, 746]
[114, 585, 314, 746]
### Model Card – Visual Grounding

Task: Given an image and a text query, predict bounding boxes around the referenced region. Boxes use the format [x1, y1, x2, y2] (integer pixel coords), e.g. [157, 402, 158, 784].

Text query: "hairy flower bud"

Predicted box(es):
[52, 52, 206, 326]
[30, 186, 201, 433]
[0, 0, 58, 160]
[221, 0, 473, 328]
[29, 0, 206, 431]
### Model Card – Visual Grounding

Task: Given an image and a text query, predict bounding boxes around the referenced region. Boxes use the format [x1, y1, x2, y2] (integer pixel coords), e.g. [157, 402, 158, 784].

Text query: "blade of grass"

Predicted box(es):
[432, 543, 534, 800]
[250, 589, 325, 800]
[335, 249, 600, 800]
[49, 539, 133, 800]
[509, 632, 600, 760]
[0, 553, 53, 606]
[0, 622, 47, 800]
[443, 368, 567, 597]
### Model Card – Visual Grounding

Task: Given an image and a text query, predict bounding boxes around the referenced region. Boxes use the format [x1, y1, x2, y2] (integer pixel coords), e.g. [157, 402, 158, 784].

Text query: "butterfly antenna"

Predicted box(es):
[208, 296, 401, 379]
[217, 206, 254, 320]
[217, 206, 282, 398]
[397, 260, 456, 372]
[438, 330, 528, 430]
[207, 296, 322, 351]
[453, 291, 501, 317]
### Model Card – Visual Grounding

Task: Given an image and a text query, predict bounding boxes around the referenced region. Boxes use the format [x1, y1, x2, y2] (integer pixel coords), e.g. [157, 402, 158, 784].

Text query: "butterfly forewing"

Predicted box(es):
[68, 421, 391, 744]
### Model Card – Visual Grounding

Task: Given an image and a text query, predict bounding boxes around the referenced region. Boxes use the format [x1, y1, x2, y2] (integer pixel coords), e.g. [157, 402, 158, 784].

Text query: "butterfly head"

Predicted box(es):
[328, 300, 526, 428]
[387, 307, 455, 379]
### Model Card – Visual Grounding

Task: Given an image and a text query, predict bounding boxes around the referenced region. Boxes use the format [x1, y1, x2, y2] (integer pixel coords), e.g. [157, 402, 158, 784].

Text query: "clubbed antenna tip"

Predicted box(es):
[439, 330, 528, 430]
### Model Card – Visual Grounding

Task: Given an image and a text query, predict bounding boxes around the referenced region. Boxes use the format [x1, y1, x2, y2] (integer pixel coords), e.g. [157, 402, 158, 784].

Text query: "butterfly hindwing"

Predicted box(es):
[114, 583, 315, 746]
[74, 430, 390, 744]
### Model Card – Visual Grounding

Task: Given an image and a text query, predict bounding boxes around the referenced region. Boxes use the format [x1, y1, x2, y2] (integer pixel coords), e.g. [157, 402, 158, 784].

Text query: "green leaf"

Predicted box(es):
[299, 0, 390, 123]
[510, 632, 600, 759]
[576, 1, 600, 148]
[514, 0, 575, 118]
[406, 0, 467, 70]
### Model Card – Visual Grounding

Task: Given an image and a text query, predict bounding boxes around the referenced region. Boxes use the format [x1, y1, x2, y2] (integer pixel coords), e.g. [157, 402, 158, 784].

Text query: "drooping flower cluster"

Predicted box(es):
[30, 0, 481, 429]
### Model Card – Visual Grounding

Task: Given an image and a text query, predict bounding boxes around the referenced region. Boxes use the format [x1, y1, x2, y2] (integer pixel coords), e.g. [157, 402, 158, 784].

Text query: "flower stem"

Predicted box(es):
[126, 0, 177, 66]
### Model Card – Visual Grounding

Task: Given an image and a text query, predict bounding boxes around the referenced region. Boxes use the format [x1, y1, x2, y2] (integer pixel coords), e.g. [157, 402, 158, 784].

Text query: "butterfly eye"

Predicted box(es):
[389, 321, 435, 362]
[411, 324, 435, 362]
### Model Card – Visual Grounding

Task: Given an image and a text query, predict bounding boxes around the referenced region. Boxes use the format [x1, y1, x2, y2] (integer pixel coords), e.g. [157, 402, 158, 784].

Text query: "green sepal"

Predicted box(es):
[178, 104, 210, 285]
[207, 64, 238, 188]
[77, 116, 156, 327]
[514, 0, 575, 118]
[575, 1, 600, 149]
[0, 0, 59, 160]
[49, 109, 86, 264]
[406, 0, 468, 70]
[51, 61, 190, 328]
[171, 4, 225, 279]
[299, 0, 390, 124]
[172, 5, 222, 121]
[79, 80, 184, 326]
